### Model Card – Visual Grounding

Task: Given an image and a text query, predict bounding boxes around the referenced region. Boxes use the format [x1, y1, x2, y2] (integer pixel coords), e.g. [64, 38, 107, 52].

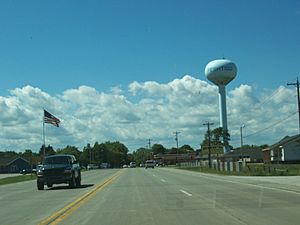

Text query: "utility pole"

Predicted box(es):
[203, 122, 214, 168]
[174, 131, 181, 164]
[287, 78, 300, 133]
[89, 147, 92, 165]
[148, 139, 152, 149]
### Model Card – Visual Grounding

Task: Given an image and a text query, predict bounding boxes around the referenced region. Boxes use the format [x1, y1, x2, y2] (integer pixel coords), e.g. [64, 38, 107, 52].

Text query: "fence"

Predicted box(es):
[179, 160, 247, 173]
[179, 161, 300, 175]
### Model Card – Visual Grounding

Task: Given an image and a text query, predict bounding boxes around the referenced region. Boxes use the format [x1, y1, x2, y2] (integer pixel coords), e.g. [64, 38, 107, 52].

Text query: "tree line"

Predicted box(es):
[1, 127, 268, 168]
[0, 142, 196, 168]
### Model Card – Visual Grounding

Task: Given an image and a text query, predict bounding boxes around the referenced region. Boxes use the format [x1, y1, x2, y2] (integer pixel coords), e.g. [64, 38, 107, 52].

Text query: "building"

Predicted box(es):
[263, 134, 300, 163]
[220, 148, 263, 163]
[0, 157, 30, 173]
[154, 153, 196, 165]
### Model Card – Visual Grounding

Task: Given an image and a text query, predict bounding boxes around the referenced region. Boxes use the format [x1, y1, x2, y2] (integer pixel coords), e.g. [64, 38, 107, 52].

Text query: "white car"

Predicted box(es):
[129, 162, 136, 168]
[87, 164, 98, 170]
[145, 160, 155, 169]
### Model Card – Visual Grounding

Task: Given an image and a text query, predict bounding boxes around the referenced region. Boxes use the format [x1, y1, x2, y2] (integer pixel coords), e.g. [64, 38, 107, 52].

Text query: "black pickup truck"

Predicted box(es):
[36, 154, 81, 190]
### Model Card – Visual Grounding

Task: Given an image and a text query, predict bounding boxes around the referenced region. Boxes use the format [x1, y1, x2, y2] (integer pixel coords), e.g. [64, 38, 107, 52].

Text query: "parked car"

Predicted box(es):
[36, 154, 81, 190]
[20, 168, 35, 174]
[87, 164, 99, 170]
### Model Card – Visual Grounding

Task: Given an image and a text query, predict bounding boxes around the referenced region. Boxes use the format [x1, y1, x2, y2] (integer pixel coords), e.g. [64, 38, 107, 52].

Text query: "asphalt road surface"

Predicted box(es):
[1, 168, 300, 225]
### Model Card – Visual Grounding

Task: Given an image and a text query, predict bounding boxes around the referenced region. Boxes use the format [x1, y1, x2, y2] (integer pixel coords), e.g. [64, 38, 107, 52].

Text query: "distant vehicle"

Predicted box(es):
[100, 163, 109, 169]
[122, 164, 128, 168]
[129, 162, 136, 168]
[139, 163, 144, 167]
[145, 160, 155, 169]
[20, 168, 35, 174]
[36, 154, 81, 190]
[87, 164, 99, 170]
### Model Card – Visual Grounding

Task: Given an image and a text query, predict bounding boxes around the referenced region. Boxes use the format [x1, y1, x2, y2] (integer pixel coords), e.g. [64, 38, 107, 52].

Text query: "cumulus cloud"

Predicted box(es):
[0, 76, 297, 152]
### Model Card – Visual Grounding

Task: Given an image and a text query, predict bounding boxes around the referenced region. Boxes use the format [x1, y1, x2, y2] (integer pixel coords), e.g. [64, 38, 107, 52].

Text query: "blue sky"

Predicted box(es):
[1, 0, 299, 94]
[0, 0, 300, 152]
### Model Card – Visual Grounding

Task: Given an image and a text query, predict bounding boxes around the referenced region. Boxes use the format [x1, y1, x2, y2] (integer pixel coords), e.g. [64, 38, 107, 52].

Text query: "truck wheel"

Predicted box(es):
[75, 173, 81, 187]
[37, 181, 44, 190]
[69, 174, 76, 188]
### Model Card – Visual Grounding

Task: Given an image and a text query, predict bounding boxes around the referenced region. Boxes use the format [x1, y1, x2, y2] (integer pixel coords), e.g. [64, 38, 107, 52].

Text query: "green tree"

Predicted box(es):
[105, 141, 128, 168]
[93, 142, 109, 165]
[80, 143, 92, 167]
[133, 147, 151, 165]
[56, 145, 81, 160]
[152, 144, 166, 155]
[236, 144, 269, 150]
[179, 144, 194, 153]
[201, 127, 231, 154]
[0, 151, 18, 158]
[80, 141, 129, 168]
[39, 145, 55, 156]
[127, 153, 134, 164]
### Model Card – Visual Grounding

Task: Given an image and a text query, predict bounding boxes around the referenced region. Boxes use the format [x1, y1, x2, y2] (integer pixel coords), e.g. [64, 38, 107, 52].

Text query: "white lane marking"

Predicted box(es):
[258, 187, 264, 208]
[212, 189, 217, 208]
[160, 179, 166, 182]
[180, 189, 192, 197]
[164, 168, 300, 196]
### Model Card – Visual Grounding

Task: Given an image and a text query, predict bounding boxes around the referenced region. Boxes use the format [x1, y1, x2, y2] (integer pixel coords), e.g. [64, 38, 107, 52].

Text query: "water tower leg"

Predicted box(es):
[218, 85, 230, 153]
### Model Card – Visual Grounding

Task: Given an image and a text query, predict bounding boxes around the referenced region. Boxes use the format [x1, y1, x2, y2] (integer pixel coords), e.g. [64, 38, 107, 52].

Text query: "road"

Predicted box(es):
[1, 168, 300, 225]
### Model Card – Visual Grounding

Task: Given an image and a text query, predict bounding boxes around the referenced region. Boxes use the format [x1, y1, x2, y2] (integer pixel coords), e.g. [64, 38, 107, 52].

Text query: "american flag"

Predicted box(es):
[44, 110, 60, 127]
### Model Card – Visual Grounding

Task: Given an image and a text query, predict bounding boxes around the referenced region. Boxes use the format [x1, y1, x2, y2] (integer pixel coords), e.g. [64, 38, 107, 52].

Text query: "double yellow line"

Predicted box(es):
[39, 169, 123, 225]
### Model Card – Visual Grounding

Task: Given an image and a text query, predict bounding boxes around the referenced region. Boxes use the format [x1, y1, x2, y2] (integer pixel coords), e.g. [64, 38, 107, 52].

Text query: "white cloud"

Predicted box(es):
[0, 76, 297, 152]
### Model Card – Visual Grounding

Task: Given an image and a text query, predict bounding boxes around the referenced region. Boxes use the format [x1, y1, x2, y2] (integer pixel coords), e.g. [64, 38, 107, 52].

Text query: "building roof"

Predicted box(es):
[266, 134, 300, 150]
[154, 153, 196, 160]
[222, 148, 263, 159]
[0, 157, 29, 166]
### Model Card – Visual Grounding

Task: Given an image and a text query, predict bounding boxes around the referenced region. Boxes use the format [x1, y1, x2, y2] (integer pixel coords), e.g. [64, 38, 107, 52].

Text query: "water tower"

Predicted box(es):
[204, 59, 237, 153]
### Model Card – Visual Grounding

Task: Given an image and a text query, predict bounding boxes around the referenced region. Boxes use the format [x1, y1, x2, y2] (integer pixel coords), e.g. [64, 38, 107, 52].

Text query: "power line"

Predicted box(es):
[257, 86, 284, 106]
[244, 111, 297, 139]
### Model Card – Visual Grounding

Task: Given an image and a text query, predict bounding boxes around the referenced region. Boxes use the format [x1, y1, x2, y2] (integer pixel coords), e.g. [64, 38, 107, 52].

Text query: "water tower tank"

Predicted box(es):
[205, 59, 237, 86]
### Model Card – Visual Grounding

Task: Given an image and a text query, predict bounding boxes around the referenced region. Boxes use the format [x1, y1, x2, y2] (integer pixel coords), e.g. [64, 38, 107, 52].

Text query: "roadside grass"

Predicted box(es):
[0, 174, 36, 186]
[177, 164, 300, 176]
[0, 168, 90, 186]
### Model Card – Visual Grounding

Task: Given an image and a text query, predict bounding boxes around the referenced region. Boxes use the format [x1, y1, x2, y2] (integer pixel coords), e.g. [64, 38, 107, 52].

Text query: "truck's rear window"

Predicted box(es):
[43, 156, 70, 165]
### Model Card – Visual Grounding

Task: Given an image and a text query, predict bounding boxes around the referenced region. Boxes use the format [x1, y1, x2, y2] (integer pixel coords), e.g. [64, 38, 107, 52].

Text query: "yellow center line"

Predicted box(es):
[39, 169, 124, 225]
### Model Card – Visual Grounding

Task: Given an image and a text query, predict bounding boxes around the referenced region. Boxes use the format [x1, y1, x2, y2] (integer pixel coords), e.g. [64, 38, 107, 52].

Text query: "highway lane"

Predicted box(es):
[59, 167, 300, 225]
[0, 169, 120, 225]
[2, 168, 300, 225]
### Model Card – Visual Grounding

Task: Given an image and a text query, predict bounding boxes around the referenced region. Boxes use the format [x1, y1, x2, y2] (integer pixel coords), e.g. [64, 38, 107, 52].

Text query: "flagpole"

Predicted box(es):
[43, 109, 46, 158]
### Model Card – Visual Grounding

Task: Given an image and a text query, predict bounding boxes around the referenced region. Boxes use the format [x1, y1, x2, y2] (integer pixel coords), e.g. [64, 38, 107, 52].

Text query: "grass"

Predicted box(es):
[177, 166, 248, 176]
[0, 168, 89, 186]
[177, 164, 300, 176]
[0, 174, 36, 186]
